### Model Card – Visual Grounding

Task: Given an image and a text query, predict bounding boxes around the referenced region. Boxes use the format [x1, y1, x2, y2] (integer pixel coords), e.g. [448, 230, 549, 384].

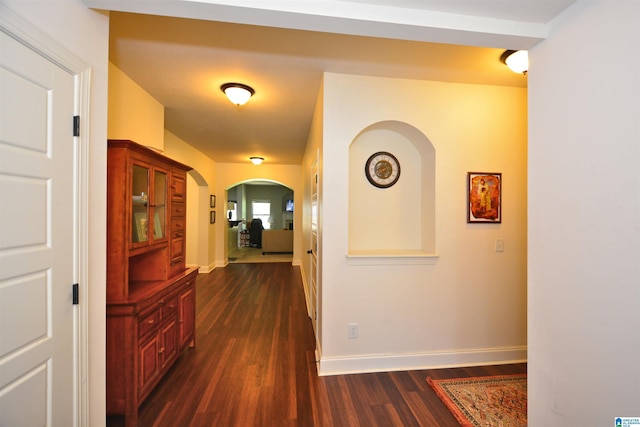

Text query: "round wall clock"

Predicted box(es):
[365, 151, 401, 188]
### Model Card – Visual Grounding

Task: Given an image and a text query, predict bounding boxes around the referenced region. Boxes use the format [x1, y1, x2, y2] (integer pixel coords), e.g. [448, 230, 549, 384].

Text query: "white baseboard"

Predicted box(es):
[314, 347, 322, 375]
[317, 346, 527, 376]
[197, 261, 219, 274]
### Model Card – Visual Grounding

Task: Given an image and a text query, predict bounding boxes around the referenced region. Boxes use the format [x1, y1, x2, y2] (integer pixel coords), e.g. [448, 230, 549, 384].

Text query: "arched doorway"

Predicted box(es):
[226, 180, 294, 263]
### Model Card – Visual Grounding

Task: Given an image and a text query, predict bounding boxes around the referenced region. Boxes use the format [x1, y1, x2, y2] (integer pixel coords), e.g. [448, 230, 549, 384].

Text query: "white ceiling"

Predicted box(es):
[98, 0, 577, 165]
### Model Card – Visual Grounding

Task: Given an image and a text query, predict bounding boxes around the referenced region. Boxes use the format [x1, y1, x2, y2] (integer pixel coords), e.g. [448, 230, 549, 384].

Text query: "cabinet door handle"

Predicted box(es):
[148, 319, 154, 325]
[167, 304, 175, 309]
[159, 347, 164, 354]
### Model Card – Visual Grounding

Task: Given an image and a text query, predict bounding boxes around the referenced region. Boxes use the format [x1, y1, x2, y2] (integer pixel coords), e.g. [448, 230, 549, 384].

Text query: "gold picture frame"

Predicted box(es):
[467, 172, 502, 223]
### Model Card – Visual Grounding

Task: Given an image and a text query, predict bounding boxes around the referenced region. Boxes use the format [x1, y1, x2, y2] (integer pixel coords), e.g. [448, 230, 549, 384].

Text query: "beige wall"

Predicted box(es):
[317, 72, 528, 374]
[107, 62, 165, 150]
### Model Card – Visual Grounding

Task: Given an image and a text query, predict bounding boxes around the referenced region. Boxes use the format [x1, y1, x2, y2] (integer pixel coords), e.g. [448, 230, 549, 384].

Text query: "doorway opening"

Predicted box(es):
[226, 180, 294, 264]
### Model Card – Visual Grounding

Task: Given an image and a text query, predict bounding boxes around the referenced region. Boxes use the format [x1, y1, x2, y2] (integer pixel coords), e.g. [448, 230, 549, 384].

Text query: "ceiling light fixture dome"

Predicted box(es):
[500, 50, 528, 74]
[221, 83, 255, 106]
[250, 156, 264, 165]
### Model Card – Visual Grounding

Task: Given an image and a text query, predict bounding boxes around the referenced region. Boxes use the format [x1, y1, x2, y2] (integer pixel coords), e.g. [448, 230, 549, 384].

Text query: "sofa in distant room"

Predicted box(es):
[261, 229, 293, 254]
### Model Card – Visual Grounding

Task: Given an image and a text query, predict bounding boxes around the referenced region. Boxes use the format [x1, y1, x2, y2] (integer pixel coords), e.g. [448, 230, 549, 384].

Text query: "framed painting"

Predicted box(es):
[467, 172, 501, 223]
[210, 210, 216, 224]
[210, 194, 216, 208]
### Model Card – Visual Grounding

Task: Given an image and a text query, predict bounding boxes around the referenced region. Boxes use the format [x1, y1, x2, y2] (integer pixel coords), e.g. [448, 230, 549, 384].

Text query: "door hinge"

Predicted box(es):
[73, 115, 80, 137]
[72, 283, 79, 305]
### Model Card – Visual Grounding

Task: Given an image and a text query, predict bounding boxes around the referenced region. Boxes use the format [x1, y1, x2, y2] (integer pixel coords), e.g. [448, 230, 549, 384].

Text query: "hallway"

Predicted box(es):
[107, 263, 525, 426]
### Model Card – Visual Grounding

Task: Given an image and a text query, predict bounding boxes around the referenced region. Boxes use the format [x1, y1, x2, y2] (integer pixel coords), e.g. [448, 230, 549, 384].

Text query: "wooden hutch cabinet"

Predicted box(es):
[106, 140, 198, 427]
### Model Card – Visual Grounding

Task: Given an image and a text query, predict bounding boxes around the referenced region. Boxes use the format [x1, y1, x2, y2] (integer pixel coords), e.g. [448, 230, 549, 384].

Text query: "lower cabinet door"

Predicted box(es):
[139, 335, 160, 396]
[178, 283, 196, 348]
[160, 317, 178, 370]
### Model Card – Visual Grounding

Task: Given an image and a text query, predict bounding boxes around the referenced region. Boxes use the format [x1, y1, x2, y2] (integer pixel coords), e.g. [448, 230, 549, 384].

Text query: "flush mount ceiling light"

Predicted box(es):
[250, 157, 264, 165]
[500, 50, 529, 75]
[221, 82, 255, 106]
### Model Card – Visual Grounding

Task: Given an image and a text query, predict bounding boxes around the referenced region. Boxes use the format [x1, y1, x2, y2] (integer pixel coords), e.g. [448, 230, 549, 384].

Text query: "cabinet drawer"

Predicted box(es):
[171, 203, 185, 218]
[161, 295, 178, 319]
[139, 309, 160, 338]
[171, 219, 186, 234]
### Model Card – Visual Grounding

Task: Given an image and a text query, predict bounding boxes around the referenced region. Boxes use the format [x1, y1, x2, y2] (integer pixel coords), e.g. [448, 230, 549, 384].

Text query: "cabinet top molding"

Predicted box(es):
[108, 139, 193, 172]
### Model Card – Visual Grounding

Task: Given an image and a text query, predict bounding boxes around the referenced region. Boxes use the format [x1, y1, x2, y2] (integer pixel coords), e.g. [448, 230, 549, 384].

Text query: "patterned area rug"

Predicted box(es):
[427, 374, 527, 426]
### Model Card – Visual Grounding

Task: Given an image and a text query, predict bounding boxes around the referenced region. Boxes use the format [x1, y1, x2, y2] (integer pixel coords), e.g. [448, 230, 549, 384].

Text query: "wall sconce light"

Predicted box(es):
[221, 82, 255, 106]
[500, 50, 528, 74]
[250, 157, 264, 165]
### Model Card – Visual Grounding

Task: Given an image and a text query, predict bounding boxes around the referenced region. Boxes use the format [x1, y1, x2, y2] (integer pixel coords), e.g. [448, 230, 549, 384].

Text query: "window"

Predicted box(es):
[251, 201, 271, 229]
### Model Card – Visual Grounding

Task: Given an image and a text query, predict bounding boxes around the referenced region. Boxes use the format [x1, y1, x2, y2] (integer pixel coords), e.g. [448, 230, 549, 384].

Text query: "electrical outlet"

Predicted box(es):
[348, 323, 358, 339]
[495, 238, 505, 252]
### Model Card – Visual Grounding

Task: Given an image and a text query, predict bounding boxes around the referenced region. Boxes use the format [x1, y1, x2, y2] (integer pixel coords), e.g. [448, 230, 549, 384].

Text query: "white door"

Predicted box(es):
[0, 31, 77, 426]
[309, 153, 319, 336]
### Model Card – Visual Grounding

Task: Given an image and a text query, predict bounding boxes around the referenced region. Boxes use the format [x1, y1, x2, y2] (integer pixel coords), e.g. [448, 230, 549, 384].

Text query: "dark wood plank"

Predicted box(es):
[107, 262, 526, 427]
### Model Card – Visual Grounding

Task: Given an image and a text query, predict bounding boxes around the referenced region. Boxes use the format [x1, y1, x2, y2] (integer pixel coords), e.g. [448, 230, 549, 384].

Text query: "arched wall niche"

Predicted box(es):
[348, 120, 436, 260]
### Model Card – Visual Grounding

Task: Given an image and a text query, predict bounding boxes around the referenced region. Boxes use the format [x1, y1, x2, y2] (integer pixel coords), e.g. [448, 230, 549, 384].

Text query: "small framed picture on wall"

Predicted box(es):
[210, 211, 216, 224]
[210, 195, 216, 208]
[467, 172, 501, 223]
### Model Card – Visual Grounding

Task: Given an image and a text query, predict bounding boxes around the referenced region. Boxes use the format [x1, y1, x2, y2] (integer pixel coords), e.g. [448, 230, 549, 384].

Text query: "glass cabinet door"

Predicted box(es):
[132, 164, 150, 243]
[152, 170, 167, 240]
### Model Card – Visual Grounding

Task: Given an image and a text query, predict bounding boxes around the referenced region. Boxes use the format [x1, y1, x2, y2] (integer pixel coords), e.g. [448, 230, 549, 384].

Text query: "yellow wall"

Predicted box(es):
[107, 62, 164, 150]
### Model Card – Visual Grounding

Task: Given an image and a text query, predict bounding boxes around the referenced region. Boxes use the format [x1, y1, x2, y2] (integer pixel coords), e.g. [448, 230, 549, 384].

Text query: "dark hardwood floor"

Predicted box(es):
[107, 262, 526, 426]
